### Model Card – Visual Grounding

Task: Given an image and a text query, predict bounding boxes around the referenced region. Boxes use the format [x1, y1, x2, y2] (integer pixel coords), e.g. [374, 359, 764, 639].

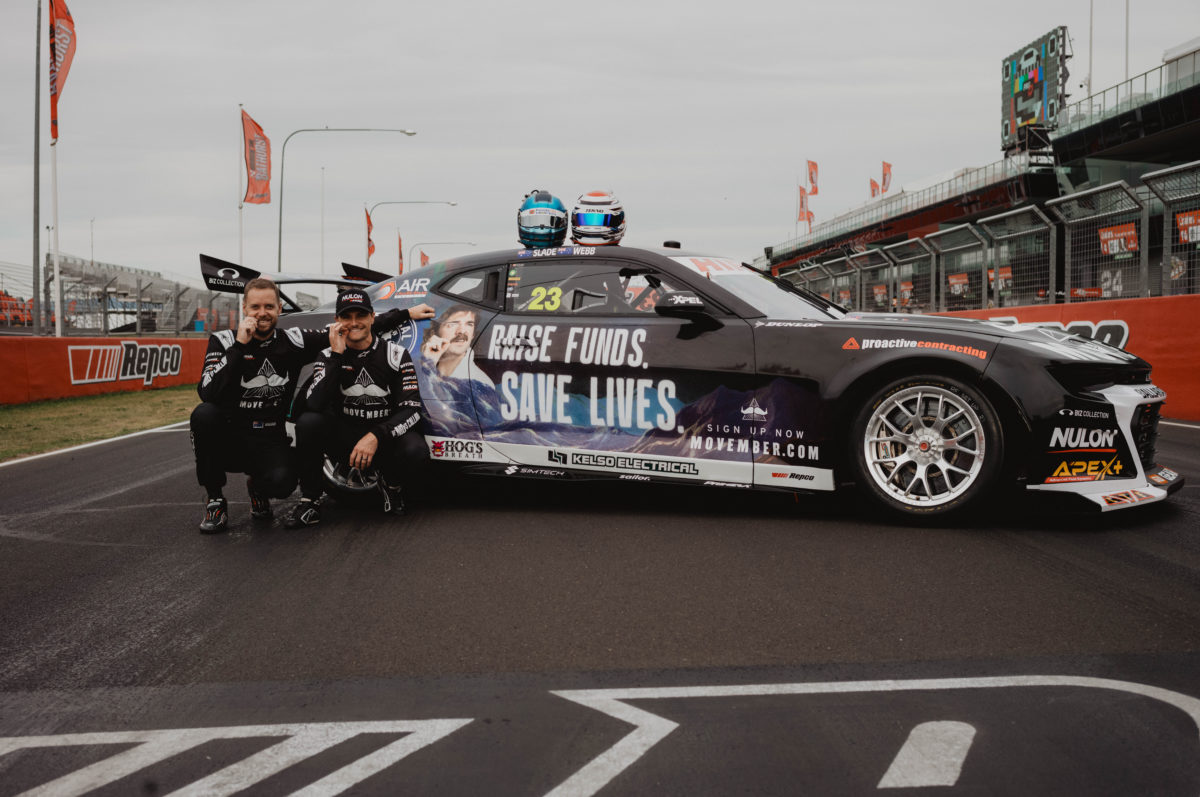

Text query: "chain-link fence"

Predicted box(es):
[880, 238, 935, 314]
[925, 224, 990, 312]
[1144, 161, 1200, 297]
[851, 249, 894, 313]
[978, 205, 1057, 307]
[33, 254, 240, 336]
[1046, 182, 1148, 303]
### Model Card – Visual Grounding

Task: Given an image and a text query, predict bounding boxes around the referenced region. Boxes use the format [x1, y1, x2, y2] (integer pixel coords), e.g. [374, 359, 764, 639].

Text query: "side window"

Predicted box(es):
[439, 267, 502, 309]
[506, 261, 689, 315]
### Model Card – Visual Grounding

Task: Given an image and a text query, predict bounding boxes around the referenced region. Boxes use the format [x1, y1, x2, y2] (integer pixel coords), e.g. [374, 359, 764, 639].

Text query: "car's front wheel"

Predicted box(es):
[852, 376, 1003, 518]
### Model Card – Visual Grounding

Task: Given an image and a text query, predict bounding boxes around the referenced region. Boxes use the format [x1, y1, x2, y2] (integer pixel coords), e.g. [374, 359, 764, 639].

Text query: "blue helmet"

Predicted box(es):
[517, 189, 568, 248]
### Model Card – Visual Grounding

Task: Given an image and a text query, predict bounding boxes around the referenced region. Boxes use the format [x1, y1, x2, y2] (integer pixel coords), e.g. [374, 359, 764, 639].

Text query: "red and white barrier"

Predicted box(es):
[0, 337, 207, 405]
[941, 294, 1200, 421]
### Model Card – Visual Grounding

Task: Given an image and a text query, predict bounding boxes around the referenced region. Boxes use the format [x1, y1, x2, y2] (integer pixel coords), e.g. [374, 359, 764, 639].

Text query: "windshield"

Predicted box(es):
[707, 271, 846, 320]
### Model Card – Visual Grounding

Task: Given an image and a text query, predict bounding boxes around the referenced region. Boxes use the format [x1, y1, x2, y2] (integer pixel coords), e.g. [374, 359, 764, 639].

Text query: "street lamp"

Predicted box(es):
[275, 127, 417, 271]
[366, 200, 458, 264]
[409, 241, 476, 268]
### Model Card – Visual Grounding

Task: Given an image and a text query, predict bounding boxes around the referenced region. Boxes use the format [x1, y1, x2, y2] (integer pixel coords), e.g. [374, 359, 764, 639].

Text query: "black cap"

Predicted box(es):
[335, 289, 373, 317]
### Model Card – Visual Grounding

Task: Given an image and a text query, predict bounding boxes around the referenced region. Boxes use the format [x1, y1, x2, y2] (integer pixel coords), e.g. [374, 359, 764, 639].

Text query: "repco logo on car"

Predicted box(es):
[430, 439, 484, 459]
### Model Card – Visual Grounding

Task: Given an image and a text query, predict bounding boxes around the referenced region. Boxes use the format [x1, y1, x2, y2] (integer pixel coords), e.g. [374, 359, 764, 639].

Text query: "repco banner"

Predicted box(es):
[0, 337, 207, 405]
[941, 294, 1200, 421]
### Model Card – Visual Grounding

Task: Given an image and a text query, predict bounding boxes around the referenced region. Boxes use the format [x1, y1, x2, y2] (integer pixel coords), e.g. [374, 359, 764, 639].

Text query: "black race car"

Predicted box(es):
[211, 245, 1182, 518]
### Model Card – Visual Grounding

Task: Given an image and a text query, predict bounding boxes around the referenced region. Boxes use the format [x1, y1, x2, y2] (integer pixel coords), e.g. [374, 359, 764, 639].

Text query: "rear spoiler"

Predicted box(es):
[200, 254, 391, 295]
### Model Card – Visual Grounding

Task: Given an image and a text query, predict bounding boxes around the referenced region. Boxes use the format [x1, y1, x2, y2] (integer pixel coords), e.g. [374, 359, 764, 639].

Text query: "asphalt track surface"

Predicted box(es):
[0, 420, 1198, 795]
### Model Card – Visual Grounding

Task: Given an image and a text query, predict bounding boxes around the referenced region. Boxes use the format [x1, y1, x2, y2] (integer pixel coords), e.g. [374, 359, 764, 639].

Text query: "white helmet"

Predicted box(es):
[571, 191, 626, 245]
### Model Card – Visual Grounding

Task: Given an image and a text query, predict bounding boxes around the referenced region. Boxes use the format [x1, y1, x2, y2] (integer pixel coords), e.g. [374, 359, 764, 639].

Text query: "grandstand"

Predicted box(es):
[761, 32, 1200, 313]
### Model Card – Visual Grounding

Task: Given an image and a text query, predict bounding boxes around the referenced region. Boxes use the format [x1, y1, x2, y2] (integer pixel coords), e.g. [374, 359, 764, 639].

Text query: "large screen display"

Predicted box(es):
[1001, 26, 1069, 150]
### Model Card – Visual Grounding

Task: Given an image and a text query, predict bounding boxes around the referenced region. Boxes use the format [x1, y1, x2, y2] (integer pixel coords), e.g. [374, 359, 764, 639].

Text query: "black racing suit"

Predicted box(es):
[189, 309, 409, 498]
[293, 335, 427, 499]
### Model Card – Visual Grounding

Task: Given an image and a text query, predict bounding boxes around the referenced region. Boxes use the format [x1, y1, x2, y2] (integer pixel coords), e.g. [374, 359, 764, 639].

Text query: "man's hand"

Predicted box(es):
[408, 303, 435, 321]
[349, 432, 379, 470]
[328, 321, 348, 354]
[236, 315, 258, 345]
[421, 334, 447, 364]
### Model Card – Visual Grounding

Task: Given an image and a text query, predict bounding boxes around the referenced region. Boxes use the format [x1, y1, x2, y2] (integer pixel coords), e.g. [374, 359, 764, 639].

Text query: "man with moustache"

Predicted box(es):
[419, 303, 494, 390]
[191, 277, 432, 533]
[285, 288, 427, 527]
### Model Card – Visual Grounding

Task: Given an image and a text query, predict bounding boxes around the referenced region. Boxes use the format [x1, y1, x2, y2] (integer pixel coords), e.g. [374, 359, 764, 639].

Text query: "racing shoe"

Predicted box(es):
[379, 480, 406, 516]
[199, 497, 228, 534]
[247, 478, 272, 520]
[283, 497, 322, 529]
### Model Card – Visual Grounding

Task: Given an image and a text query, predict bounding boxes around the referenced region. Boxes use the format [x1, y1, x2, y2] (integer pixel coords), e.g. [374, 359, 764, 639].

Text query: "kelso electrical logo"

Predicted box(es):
[68, 341, 182, 386]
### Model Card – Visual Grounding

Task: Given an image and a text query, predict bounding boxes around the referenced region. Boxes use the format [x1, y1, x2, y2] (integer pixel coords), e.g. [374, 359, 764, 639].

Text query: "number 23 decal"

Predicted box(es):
[528, 286, 562, 311]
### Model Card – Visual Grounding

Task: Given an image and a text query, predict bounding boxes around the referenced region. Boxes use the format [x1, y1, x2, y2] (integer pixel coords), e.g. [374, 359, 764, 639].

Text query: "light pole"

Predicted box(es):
[275, 127, 417, 271]
[89, 217, 95, 267]
[366, 200, 457, 265]
[409, 241, 476, 268]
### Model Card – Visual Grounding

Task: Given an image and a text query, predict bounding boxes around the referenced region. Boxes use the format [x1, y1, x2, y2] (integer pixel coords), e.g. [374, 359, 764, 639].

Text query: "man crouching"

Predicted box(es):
[285, 289, 428, 527]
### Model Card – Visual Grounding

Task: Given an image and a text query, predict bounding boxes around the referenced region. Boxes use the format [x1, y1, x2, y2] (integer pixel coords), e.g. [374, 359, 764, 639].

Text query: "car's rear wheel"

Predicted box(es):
[852, 376, 1003, 518]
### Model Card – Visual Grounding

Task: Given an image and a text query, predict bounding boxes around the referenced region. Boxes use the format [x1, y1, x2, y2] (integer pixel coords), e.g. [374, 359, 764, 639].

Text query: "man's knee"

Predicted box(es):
[190, 401, 225, 432]
[258, 463, 298, 498]
[294, 411, 328, 445]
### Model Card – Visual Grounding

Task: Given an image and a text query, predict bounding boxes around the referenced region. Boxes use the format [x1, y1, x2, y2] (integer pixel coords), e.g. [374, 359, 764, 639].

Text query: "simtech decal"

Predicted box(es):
[549, 449, 699, 475]
[429, 439, 485, 460]
[68, 341, 182, 386]
[846, 337, 988, 360]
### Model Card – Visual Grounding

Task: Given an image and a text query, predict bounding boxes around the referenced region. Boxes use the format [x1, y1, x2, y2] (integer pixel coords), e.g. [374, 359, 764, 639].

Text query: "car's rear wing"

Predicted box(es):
[199, 254, 391, 313]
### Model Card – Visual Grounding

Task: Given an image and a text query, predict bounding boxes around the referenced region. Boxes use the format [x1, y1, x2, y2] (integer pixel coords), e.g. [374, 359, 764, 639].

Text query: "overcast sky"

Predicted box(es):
[1, 1, 1196, 292]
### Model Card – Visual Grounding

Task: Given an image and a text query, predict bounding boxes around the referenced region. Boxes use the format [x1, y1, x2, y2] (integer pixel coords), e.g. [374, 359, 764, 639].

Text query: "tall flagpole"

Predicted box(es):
[33, 0, 43, 335]
[51, 141, 62, 337]
[238, 103, 244, 264]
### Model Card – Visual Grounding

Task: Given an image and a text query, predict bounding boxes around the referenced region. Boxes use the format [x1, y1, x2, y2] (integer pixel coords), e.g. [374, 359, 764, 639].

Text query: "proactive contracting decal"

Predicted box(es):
[843, 337, 988, 360]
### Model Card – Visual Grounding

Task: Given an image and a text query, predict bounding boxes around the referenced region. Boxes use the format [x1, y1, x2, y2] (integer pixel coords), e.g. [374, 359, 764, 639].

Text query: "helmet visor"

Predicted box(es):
[573, 211, 622, 228]
[520, 209, 567, 230]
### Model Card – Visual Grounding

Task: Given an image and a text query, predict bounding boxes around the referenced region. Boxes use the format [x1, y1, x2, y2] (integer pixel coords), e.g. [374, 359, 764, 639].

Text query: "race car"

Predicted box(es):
[243, 244, 1181, 518]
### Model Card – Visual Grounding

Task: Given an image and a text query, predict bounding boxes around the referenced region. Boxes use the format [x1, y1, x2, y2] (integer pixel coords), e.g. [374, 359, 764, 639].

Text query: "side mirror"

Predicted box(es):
[654, 291, 710, 318]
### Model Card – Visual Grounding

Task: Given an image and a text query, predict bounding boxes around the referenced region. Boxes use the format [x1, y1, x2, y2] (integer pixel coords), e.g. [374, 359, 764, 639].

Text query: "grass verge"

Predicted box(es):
[0, 385, 198, 463]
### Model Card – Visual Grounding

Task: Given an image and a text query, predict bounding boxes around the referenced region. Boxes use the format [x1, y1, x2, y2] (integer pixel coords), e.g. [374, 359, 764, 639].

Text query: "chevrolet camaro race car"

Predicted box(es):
[203, 246, 1183, 518]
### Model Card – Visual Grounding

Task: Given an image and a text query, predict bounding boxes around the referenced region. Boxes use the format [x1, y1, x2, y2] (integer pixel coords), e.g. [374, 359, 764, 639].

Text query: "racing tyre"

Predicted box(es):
[852, 376, 1003, 519]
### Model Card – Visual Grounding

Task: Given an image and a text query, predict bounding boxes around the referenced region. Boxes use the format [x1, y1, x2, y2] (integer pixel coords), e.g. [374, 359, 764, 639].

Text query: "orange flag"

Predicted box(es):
[241, 110, 271, 204]
[48, 0, 77, 141]
[398, 234, 404, 275]
[420, 250, 430, 268]
[870, 178, 880, 198]
[807, 160, 819, 195]
[365, 209, 375, 261]
[882, 161, 893, 193]
[797, 186, 814, 225]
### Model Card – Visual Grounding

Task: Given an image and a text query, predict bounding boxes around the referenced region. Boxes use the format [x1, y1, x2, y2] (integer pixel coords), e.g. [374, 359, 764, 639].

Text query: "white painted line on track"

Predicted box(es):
[1161, 419, 1200, 430]
[0, 421, 189, 470]
[0, 719, 473, 796]
[547, 676, 1200, 797]
[877, 721, 976, 788]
